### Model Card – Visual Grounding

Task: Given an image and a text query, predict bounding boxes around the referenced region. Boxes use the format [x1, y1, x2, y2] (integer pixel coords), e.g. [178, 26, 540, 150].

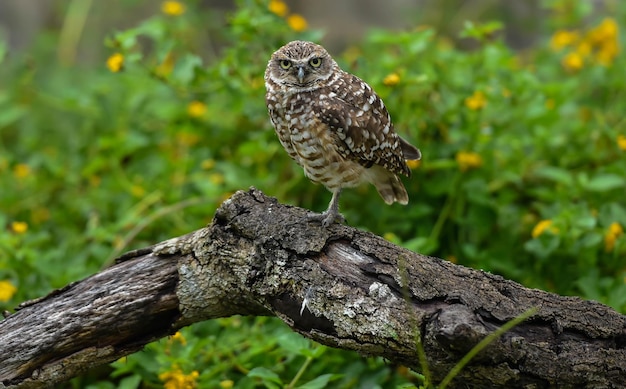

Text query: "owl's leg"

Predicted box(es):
[308, 188, 345, 227]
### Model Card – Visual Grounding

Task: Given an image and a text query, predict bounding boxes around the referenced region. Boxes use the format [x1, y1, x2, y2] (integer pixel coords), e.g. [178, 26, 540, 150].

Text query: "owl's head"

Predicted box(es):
[265, 40, 337, 89]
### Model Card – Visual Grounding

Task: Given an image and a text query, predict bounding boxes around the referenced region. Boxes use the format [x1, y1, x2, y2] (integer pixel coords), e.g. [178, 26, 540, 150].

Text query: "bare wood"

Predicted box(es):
[1, 188, 625, 388]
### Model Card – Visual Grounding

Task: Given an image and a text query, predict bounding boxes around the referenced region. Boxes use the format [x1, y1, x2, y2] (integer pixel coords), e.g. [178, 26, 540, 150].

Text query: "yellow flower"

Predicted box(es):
[106, 53, 124, 73]
[600, 18, 619, 37]
[250, 76, 264, 90]
[156, 52, 175, 77]
[201, 159, 216, 170]
[579, 106, 592, 122]
[617, 135, 626, 151]
[268, 0, 288, 17]
[171, 170, 185, 185]
[209, 173, 225, 185]
[219, 380, 234, 389]
[176, 132, 201, 147]
[595, 40, 619, 66]
[162, 1, 185, 16]
[89, 175, 101, 187]
[113, 235, 124, 250]
[342, 45, 362, 64]
[604, 222, 623, 252]
[130, 184, 145, 198]
[531, 219, 559, 238]
[575, 41, 592, 57]
[13, 163, 31, 178]
[552, 18, 620, 69]
[587, 18, 619, 66]
[159, 369, 199, 389]
[561, 51, 584, 72]
[383, 232, 399, 243]
[187, 101, 207, 118]
[464, 91, 487, 111]
[31, 207, 51, 224]
[455, 151, 482, 171]
[550, 30, 579, 51]
[219, 191, 234, 204]
[0, 280, 17, 302]
[170, 331, 187, 345]
[609, 222, 623, 235]
[588, 18, 619, 45]
[406, 159, 421, 169]
[287, 14, 308, 32]
[11, 221, 28, 234]
[383, 73, 400, 86]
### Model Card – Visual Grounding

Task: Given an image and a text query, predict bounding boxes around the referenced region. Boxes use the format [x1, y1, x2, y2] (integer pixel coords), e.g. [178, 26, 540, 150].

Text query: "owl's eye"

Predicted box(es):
[279, 60, 292, 69]
[309, 57, 322, 68]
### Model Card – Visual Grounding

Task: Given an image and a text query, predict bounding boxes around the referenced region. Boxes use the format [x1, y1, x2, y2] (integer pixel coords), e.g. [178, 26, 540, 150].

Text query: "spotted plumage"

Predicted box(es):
[264, 40, 421, 226]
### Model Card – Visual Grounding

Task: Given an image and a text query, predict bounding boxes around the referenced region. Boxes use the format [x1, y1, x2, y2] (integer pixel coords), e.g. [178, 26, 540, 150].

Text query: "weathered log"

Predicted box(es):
[1, 188, 625, 388]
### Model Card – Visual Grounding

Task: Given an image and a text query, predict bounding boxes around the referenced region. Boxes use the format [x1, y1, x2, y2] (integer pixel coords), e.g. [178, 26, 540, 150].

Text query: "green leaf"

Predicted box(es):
[277, 332, 311, 356]
[579, 232, 602, 249]
[524, 234, 561, 259]
[310, 345, 327, 359]
[460, 20, 504, 40]
[118, 375, 142, 389]
[584, 174, 625, 192]
[571, 214, 596, 230]
[0, 104, 26, 128]
[248, 367, 283, 387]
[172, 53, 204, 84]
[296, 374, 338, 389]
[598, 203, 626, 225]
[576, 270, 602, 301]
[84, 382, 116, 389]
[533, 166, 574, 186]
[135, 17, 167, 41]
[404, 237, 439, 255]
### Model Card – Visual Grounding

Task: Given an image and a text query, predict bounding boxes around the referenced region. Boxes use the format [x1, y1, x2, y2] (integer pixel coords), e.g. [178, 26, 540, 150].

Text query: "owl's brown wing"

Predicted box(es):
[317, 73, 412, 177]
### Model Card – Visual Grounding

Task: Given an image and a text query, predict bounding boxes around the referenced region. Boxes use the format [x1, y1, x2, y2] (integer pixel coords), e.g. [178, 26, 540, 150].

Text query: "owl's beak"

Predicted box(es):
[296, 65, 306, 83]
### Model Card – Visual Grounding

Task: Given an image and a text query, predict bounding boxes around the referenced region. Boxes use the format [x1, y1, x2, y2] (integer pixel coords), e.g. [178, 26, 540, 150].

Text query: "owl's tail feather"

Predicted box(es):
[368, 166, 410, 205]
[399, 137, 421, 161]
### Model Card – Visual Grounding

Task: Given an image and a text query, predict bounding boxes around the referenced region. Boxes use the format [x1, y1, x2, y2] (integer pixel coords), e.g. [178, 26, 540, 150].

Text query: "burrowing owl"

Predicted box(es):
[265, 40, 421, 227]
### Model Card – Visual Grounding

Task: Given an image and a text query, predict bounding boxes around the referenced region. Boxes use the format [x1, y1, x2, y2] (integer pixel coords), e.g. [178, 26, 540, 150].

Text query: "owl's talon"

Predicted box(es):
[307, 211, 345, 227]
[324, 212, 345, 227]
[306, 188, 345, 227]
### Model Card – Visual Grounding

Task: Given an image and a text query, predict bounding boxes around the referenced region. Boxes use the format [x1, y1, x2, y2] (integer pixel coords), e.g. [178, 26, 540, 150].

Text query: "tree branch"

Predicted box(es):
[1, 188, 625, 388]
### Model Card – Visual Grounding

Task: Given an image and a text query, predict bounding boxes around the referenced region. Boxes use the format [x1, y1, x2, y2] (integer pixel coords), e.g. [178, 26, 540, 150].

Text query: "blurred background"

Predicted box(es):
[0, 0, 609, 61]
[0, 0, 624, 387]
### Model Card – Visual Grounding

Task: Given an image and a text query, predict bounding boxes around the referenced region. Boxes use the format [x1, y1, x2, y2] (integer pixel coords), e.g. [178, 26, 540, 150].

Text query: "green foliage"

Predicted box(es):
[1, 0, 625, 387]
[95, 318, 411, 388]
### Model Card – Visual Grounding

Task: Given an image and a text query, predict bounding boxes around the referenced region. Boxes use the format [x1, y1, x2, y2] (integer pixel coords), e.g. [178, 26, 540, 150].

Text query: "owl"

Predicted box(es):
[264, 40, 421, 227]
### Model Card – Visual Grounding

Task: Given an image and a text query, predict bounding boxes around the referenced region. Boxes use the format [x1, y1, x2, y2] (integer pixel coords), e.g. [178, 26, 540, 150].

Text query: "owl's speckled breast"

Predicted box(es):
[273, 88, 367, 190]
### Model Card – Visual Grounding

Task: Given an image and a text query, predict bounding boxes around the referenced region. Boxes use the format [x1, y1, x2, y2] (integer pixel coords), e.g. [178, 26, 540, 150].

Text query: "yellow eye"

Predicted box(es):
[279, 60, 292, 69]
[309, 57, 322, 68]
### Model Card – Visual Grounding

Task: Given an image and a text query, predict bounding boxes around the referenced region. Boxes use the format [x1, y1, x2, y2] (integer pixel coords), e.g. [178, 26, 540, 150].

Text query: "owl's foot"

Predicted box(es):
[307, 188, 346, 224]
[308, 188, 345, 227]
[307, 209, 345, 227]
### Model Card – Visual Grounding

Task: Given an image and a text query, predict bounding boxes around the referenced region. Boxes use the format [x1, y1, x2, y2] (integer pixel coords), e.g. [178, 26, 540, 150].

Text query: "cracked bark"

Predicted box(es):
[1, 188, 625, 388]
